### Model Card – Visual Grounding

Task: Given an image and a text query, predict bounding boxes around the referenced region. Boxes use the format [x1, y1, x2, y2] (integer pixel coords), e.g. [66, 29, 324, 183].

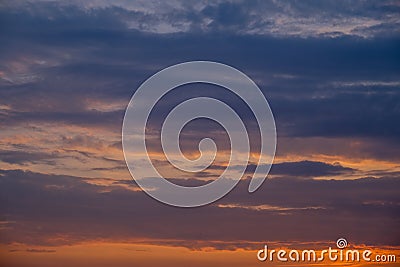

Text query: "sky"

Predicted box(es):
[0, 0, 400, 266]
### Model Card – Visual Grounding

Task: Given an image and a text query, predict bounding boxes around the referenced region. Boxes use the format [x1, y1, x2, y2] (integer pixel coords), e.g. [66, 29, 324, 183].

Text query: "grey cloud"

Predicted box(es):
[25, 249, 57, 253]
[207, 160, 355, 178]
[0, 3, 399, 165]
[0, 0, 399, 256]
[0, 150, 60, 165]
[0, 169, 399, 248]
[263, 160, 354, 177]
[3, 0, 399, 38]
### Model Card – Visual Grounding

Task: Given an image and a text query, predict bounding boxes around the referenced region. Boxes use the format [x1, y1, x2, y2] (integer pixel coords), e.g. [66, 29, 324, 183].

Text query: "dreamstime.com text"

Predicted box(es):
[257, 238, 397, 263]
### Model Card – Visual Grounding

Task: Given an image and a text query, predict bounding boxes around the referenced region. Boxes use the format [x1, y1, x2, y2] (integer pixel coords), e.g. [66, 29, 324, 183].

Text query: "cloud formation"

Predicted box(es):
[1, 169, 399, 249]
[0, 2, 399, 265]
[3, 0, 399, 37]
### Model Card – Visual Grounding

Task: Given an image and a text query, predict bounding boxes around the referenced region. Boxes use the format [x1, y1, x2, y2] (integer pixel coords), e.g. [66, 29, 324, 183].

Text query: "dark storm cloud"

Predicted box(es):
[206, 160, 355, 178]
[1, 5, 398, 114]
[0, 170, 399, 248]
[0, 1, 398, 172]
[257, 160, 354, 177]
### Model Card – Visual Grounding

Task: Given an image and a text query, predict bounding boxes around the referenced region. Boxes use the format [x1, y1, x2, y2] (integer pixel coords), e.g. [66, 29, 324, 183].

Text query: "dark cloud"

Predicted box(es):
[266, 160, 354, 177]
[0, 1, 399, 258]
[91, 166, 126, 171]
[1, 4, 399, 149]
[207, 160, 355, 178]
[25, 249, 57, 253]
[0, 150, 59, 165]
[3, 0, 399, 37]
[0, 170, 399, 249]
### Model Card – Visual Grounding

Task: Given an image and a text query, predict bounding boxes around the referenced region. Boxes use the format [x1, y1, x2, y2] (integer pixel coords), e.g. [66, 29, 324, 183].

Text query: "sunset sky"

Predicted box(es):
[0, 0, 399, 266]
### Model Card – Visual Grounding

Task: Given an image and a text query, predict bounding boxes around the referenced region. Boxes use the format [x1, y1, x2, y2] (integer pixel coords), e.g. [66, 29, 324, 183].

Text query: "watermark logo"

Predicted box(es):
[336, 237, 347, 249]
[257, 238, 397, 263]
[122, 61, 276, 207]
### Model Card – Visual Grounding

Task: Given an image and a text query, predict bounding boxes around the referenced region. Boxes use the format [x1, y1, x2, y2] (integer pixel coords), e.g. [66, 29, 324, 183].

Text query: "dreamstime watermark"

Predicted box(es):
[257, 238, 397, 263]
[122, 61, 276, 207]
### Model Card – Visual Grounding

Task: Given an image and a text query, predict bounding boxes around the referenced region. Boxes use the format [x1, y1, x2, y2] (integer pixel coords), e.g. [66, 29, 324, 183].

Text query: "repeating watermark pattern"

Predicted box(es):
[122, 61, 276, 207]
[257, 238, 397, 263]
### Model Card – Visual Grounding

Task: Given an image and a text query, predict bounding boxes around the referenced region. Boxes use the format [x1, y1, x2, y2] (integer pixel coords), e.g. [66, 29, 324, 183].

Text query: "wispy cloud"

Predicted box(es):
[3, 0, 399, 38]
